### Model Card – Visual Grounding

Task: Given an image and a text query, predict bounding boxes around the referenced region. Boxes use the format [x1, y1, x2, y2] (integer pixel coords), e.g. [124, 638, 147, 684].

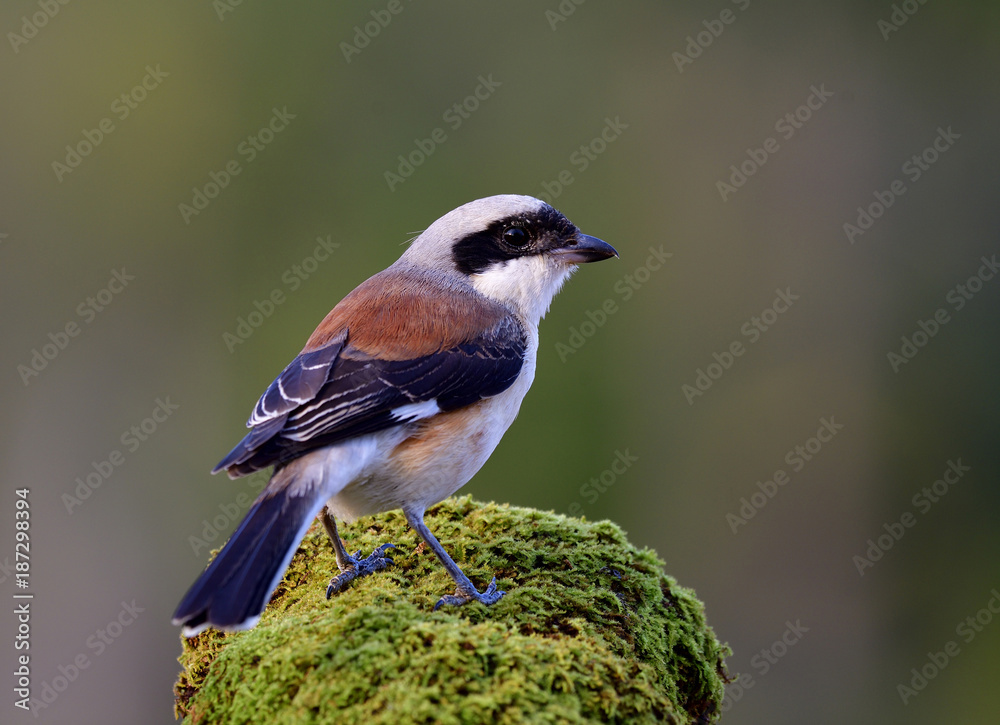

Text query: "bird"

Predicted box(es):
[172, 194, 618, 636]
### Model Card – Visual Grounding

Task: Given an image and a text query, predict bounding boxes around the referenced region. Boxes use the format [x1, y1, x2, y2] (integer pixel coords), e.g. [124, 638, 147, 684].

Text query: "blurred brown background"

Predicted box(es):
[2, 1, 999, 723]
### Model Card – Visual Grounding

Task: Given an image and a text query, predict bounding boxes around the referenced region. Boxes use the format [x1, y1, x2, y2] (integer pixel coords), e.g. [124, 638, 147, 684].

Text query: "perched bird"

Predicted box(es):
[173, 195, 617, 635]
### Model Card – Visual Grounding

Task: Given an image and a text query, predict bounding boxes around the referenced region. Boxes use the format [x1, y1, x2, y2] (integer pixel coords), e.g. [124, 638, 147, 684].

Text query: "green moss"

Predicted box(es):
[175, 496, 730, 724]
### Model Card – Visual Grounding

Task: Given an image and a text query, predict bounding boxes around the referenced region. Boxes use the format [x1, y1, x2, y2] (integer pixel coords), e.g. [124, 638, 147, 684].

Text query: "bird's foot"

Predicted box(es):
[433, 576, 505, 610]
[326, 543, 397, 598]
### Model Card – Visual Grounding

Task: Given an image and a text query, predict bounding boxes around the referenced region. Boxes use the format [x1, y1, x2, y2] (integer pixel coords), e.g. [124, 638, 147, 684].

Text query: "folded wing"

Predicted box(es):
[213, 270, 526, 477]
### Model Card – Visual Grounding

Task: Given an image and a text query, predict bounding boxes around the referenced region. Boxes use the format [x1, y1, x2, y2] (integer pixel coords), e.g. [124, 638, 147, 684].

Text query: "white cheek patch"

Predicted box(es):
[469, 259, 517, 298]
[391, 399, 441, 422]
[471, 256, 574, 323]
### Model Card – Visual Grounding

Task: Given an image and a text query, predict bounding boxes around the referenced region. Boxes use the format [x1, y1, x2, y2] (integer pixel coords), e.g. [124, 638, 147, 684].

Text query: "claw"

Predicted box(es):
[433, 576, 505, 611]
[325, 543, 397, 599]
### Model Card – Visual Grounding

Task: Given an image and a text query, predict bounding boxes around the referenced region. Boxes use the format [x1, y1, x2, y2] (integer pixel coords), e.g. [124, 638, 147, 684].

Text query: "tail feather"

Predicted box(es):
[172, 466, 328, 636]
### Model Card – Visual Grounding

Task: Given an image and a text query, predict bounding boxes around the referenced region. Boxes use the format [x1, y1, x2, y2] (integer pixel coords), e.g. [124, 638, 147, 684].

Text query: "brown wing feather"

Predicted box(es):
[213, 267, 526, 477]
[303, 268, 512, 360]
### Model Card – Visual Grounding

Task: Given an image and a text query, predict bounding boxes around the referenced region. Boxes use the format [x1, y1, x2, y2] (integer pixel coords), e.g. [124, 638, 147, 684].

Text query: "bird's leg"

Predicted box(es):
[322, 506, 396, 598]
[403, 506, 505, 610]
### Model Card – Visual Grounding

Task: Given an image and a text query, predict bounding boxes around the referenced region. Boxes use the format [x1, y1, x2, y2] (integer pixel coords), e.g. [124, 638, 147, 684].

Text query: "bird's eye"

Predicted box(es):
[502, 227, 530, 248]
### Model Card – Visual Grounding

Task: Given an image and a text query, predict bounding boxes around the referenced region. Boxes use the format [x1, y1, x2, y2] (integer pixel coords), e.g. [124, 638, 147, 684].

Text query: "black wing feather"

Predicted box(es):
[214, 317, 526, 476]
[247, 332, 347, 427]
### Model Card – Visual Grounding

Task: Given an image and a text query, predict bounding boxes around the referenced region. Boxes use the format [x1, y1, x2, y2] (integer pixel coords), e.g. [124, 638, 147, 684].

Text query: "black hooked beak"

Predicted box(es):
[552, 233, 619, 264]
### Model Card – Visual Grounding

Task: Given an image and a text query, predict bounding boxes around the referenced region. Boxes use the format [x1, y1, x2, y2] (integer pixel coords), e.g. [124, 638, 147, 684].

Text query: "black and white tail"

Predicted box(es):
[172, 465, 328, 636]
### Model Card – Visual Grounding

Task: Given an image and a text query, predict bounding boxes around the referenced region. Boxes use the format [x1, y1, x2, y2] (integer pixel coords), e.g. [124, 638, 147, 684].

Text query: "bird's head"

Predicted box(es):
[398, 195, 618, 324]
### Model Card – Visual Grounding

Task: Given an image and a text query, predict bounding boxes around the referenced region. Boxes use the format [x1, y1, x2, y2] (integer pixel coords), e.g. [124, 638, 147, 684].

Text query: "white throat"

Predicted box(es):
[469, 256, 576, 325]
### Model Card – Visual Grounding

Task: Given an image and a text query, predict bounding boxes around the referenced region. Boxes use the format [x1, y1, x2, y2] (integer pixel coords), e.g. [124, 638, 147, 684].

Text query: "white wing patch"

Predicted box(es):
[390, 399, 441, 422]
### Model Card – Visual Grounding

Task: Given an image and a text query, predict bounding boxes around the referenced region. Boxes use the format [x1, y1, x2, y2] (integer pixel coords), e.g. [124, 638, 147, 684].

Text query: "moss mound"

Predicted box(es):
[175, 496, 730, 724]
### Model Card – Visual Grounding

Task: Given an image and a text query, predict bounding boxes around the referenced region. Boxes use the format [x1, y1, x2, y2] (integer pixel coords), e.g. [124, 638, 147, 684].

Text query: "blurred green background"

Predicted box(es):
[2, 1, 999, 723]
